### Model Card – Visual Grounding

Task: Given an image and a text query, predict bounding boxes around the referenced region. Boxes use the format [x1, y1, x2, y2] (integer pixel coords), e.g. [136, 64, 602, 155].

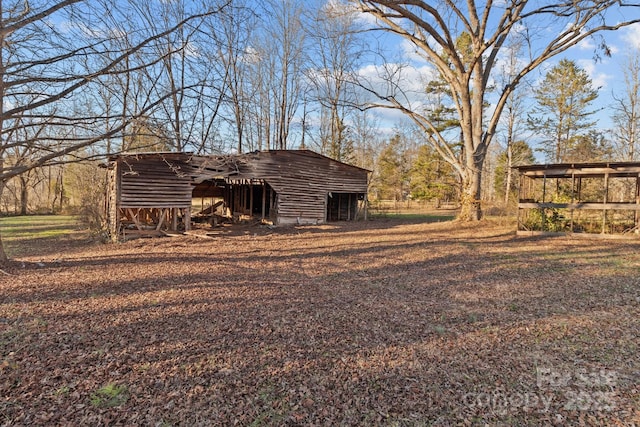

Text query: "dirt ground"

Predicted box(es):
[1, 218, 639, 426]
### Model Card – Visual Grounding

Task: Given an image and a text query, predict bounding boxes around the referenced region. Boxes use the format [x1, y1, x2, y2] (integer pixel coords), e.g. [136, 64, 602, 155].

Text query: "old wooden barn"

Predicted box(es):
[514, 162, 640, 237]
[106, 150, 370, 239]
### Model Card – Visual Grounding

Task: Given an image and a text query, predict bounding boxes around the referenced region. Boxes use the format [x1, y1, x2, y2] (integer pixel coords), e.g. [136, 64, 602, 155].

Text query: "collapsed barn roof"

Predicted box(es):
[106, 150, 370, 239]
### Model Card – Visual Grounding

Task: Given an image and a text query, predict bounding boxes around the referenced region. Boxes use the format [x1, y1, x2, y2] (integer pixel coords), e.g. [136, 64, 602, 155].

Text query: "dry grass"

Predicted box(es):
[1, 217, 639, 425]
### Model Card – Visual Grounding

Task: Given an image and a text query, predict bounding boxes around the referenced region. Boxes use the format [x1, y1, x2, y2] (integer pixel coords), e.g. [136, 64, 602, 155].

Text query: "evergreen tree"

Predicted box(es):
[372, 134, 407, 201]
[528, 59, 600, 163]
[409, 145, 458, 204]
[569, 130, 612, 162]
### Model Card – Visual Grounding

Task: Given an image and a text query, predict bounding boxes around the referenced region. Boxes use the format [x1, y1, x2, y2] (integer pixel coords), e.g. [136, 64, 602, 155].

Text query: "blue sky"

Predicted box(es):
[349, 4, 640, 147]
[559, 23, 640, 129]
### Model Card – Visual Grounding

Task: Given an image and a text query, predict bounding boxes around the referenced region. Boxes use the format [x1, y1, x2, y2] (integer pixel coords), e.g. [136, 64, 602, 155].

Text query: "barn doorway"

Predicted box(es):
[326, 193, 359, 221]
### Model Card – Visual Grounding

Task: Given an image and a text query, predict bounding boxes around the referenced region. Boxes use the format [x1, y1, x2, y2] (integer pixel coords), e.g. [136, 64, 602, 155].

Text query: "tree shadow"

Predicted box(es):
[2, 220, 639, 424]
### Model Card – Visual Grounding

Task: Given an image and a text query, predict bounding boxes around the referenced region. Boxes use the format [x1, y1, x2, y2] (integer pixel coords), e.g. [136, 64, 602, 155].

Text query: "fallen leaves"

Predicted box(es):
[1, 218, 639, 425]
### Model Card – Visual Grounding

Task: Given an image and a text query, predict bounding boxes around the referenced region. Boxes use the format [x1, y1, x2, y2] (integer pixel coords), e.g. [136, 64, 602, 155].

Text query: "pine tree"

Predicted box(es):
[409, 145, 458, 204]
[527, 59, 600, 163]
[372, 134, 407, 201]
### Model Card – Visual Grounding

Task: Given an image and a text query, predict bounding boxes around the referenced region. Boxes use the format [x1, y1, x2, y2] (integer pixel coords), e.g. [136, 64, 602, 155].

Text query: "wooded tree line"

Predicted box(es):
[371, 53, 640, 207]
[0, 0, 367, 224]
[1, 0, 640, 262]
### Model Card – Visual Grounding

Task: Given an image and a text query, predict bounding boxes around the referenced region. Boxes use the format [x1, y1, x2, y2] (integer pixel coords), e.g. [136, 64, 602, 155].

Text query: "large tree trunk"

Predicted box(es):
[458, 167, 483, 221]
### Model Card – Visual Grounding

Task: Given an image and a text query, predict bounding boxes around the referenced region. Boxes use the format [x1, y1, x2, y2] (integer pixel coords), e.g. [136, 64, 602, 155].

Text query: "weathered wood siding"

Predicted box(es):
[227, 150, 369, 224]
[116, 155, 193, 208]
[108, 150, 369, 233]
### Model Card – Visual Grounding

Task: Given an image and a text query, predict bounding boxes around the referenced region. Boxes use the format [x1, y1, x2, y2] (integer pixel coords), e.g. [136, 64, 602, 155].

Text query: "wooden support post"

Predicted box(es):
[261, 183, 267, 220]
[155, 208, 166, 231]
[570, 173, 575, 232]
[127, 208, 143, 230]
[636, 174, 640, 231]
[249, 183, 254, 216]
[171, 208, 178, 231]
[184, 207, 191, 231]
[602, 173, 609, 234]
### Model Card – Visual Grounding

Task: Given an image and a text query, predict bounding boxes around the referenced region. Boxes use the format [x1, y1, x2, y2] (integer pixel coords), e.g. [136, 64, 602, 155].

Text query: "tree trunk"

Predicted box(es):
[20, 176, 28, 215]
[504, 142, 513, 205]
[0, 233, 7, 265]
[458, 167, 483, 221]
[0, 181, 7, 264]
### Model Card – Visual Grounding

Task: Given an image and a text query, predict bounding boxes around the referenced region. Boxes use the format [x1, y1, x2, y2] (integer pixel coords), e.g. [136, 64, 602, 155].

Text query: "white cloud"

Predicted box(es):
[577, 36, 596, 51]
[621, 23, 640, 49]
[577, 59, 612, 89]
[356, 62, 440, 126]
[401, 39, 428, 64]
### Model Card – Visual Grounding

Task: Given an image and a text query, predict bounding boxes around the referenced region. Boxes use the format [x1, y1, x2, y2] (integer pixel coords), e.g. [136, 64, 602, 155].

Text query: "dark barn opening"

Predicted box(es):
[327, 193, 360, 221]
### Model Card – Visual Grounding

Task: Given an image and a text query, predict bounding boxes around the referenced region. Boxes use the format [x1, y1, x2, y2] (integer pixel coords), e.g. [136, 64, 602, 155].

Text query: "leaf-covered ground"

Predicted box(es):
[1, 218, 639, 426]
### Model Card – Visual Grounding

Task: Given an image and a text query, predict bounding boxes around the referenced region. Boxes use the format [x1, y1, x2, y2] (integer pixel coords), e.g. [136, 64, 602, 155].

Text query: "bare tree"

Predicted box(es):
[352, 0, 640, 220]
[0, 0, 229, 263]
[128, 0, 234, 153]
[351, 109, 381, 170]
[306, 1, 363, 161]
[611, 49, 640, 161]
[260, 0, 307, 150]
[214, 1, 257, 153]
[502, 93, 525, 205]
[497, 40, 530, 204]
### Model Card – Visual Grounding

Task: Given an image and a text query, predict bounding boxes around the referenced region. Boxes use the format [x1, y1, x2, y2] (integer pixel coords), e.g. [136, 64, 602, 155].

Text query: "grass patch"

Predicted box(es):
[371, 212, 456, 222]
[90, 383, 128, 408]
[0, 215, 79, 239]
[0, 215, 81, 257]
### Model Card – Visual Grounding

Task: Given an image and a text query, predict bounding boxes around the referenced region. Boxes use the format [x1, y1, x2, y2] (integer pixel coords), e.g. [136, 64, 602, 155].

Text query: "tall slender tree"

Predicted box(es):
[611, 49, 640, 161]
[307, 1, 363, 161]
[494, 140, 535, 203]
